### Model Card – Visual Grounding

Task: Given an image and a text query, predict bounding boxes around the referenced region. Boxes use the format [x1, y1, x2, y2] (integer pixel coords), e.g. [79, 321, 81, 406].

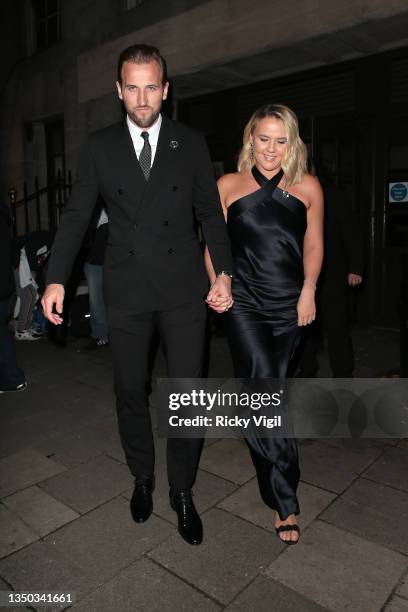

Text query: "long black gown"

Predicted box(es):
[227, 166, 307, 520]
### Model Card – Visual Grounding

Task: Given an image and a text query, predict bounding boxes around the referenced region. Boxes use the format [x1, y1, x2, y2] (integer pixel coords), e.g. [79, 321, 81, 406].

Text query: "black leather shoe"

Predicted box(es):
[130, 476, 154, 523]
[169, 490, 203, 545]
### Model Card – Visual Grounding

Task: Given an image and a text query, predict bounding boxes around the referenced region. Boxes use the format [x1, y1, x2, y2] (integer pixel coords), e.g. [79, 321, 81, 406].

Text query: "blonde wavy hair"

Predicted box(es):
[237, 104, 308, 186]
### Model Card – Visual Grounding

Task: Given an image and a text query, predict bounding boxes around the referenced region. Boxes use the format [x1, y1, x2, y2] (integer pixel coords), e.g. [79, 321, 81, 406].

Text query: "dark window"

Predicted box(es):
[32, 0, 61, 51]
[121, 0, 147, 10]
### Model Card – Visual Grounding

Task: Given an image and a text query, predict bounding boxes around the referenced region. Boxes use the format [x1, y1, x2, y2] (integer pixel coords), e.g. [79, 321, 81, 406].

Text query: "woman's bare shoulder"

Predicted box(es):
[218, 171, 248, 195]
[299, 173, 320, 189]
[217, 172, 244, 188]
[299, 173, 320, 187]
[297, 173, 323, 197]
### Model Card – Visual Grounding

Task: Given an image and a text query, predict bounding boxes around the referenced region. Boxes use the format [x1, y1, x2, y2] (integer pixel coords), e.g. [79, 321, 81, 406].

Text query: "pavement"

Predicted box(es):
[0, 325, 407, 612]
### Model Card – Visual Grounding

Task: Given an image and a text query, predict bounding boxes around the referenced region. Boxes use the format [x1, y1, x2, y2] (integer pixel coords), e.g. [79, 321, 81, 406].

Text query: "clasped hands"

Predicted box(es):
[206, 276, 233, 314]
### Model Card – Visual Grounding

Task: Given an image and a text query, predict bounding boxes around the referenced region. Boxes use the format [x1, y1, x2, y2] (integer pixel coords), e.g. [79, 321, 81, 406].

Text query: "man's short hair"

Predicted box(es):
[117, 44, 168, 84]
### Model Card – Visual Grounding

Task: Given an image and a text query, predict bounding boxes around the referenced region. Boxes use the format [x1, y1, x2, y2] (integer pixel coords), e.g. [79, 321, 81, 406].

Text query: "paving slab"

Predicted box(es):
[39, 455, 132, 514]
[199, 439, 255, 485]
[72, 362, 114, 394]
[0, 575, 31, 612]
[204, 437, 222, 447]
[397, 574, 408, 597]
[70, 556, 220, 611]
[2, 374, 98, 423]
[149, 507, 282, 606]
[1, 413, 90, 460]
[383, 595, 408, 611]
[0, 497, 175, 611]
[34, 420, 123, 469]
[218, 478, 335, 532]
[266, 520, 407, 612]
[318, 437, 398, 451]
[1, 388, 114, 458]
[321, 477, 408, 554]
[0, 576, 10, 588]
[43, 497, 174, 583]
[0, 539, 94, 612]
[3, 486, 79, 537]
[0, 504, 38, 558]
[298, 439, 382, 493]
[225, 575, 329, 611]
[363, 447, 408, 493]
[0, 418, 60, 460]
[0, 450, 66, 498]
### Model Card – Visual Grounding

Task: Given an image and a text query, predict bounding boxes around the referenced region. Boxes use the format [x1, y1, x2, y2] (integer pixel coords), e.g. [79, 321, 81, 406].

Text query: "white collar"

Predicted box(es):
[126, 113, 162, 146]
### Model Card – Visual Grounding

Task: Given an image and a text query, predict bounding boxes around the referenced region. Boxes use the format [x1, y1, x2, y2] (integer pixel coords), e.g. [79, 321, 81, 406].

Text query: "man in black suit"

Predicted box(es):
[42, 45, 233, 545]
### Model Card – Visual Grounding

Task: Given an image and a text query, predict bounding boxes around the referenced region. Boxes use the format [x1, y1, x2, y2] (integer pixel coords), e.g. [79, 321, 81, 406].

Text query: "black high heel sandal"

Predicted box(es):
[275, 524, 300, 545]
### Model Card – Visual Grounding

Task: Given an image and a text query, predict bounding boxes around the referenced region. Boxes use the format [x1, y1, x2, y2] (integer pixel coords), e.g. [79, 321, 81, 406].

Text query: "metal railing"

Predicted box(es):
[8, 169, 72, 236]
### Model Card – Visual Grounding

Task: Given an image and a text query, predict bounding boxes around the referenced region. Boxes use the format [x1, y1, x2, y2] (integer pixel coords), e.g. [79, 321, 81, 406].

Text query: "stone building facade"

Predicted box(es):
[1, 0, 408, 325]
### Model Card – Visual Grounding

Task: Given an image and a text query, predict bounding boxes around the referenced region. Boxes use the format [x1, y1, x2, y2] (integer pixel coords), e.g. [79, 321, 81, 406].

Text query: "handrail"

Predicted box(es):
[9, 169, 72, 236]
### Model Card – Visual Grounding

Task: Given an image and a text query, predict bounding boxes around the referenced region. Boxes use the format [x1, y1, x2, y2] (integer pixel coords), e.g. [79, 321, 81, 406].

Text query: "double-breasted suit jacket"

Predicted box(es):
[47, 115, 232, 311]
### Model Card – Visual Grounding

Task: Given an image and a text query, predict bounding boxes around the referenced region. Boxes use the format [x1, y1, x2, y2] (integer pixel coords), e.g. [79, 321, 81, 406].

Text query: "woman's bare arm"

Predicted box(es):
[297, 175, 324, 326]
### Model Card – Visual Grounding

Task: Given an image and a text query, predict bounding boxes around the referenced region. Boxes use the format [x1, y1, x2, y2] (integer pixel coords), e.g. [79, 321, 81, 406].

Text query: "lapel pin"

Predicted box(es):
[170, 140, 179, 149]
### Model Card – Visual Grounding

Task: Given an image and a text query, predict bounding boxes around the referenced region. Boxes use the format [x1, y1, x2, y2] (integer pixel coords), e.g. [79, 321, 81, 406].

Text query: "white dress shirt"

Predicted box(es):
[126, 113, 162, 165]
[97, 208, 108, 227]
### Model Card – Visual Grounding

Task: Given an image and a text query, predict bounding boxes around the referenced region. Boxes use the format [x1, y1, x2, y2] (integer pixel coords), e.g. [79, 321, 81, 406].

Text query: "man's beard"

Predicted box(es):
[128, 107, 160, 129]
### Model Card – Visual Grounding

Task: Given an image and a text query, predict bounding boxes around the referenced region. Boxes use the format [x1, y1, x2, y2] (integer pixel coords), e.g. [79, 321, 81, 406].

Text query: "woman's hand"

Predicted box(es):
[206, 277, 234, 313]
[297, 285, 316, 326]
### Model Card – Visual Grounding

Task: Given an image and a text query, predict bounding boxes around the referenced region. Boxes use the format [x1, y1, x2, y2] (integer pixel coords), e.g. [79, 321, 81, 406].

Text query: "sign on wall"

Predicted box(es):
[389, 182, 408, 203]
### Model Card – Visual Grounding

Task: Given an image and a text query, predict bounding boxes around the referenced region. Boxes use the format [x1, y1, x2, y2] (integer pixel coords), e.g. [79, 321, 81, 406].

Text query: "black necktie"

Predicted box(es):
[139, 131, 151, 180]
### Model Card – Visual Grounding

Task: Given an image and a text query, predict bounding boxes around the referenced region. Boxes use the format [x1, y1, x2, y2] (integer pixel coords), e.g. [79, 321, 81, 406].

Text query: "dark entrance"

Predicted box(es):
[44, 116, 65, 229]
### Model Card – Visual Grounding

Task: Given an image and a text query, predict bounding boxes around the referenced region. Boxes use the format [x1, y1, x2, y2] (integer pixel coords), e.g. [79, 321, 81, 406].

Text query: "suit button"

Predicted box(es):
[172, 185, 178, 191]
[163, 220, 169, 226]
[168, 248, 173, 254]
[118, 188, 123, 195]
[133, 223, 138, 229]
[129, 250, 135, 255]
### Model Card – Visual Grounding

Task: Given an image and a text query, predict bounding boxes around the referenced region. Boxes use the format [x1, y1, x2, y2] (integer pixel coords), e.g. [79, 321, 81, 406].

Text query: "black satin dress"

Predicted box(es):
[227, 166, 307, 520]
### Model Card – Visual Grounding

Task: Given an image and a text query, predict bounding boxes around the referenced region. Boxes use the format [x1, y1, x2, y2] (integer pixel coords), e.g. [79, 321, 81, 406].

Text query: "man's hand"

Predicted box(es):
[41, 283, 65, 325]
[206, 275, 233, 314]
[348, 273, 362, 287]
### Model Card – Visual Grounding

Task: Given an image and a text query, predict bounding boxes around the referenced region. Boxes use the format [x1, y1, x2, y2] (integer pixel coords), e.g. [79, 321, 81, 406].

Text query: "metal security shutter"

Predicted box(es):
[235, 70, 354, 128]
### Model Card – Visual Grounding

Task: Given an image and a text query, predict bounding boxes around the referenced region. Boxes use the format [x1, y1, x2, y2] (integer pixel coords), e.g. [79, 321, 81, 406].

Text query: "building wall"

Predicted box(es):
[0, 0, 208, 200]
[77, 0, 408, 103]
[1, 0, 408, 326]
[3, 0, 408, 201]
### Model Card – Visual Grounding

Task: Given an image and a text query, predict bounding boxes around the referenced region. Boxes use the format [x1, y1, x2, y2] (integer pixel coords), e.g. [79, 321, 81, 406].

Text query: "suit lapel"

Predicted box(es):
[137, 116, 178, 217]
[109, 116, 179, 220]
[110, 121, 147, 216]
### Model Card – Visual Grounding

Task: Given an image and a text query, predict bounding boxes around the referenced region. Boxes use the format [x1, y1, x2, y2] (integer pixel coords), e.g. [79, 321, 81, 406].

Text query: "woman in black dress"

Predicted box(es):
[205, 104, 323, 543]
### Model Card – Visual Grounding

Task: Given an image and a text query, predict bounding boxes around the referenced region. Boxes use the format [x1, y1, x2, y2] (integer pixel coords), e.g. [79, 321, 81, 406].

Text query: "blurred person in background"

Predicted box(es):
[0, 202, 26, 393]
[13, 244, 40, 341]
[297, 162, 364, 377]
[82, 207, 109, 350]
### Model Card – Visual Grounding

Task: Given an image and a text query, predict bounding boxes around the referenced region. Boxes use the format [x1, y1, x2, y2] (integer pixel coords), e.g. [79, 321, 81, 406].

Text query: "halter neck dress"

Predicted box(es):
[226, 166, 307, 519]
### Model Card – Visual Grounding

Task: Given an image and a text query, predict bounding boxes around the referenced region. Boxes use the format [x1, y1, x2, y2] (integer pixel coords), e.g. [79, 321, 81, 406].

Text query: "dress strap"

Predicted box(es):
[252, 165, 284, 191]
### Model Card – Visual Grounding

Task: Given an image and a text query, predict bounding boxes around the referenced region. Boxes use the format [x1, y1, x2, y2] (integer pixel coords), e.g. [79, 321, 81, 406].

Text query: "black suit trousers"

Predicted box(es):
[108, 300, 206, 491]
